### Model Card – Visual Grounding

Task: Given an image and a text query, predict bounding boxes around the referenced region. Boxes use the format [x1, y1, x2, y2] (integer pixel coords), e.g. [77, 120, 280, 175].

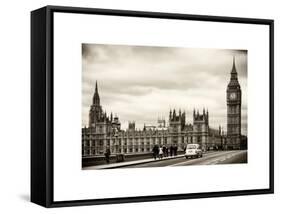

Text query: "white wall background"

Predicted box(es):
[0, 0, 279, 213]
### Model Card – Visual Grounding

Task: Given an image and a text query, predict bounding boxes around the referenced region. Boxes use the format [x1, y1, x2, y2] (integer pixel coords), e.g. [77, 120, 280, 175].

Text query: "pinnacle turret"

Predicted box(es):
[93, 80, 100, 105]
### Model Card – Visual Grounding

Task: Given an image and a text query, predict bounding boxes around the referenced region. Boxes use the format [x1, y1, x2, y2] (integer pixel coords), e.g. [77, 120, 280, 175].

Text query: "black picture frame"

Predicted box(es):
[31, 5, 274, 208]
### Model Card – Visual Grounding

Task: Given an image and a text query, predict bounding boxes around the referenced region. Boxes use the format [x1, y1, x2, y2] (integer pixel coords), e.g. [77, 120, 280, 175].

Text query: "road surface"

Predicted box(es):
[125, 150, 247, 168]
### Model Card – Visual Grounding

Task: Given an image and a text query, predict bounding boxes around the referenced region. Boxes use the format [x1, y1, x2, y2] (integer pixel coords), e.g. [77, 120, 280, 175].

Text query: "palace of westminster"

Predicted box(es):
[82, 58, 247, 157]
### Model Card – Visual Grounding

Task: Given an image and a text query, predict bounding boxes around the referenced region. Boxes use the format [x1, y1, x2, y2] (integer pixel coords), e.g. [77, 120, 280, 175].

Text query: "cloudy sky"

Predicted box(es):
[82, 44, 247, 135]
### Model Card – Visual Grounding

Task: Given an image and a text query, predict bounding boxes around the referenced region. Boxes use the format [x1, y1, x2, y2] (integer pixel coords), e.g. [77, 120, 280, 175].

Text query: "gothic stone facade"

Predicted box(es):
[82, 84, 226, 158]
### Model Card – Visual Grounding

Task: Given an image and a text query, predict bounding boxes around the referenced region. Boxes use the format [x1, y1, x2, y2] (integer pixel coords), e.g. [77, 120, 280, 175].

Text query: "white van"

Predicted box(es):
[185, 144, 203, 159]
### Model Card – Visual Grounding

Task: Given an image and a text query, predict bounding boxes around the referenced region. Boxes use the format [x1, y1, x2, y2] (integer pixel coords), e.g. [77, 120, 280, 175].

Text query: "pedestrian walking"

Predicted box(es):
[166, 147, 169, 157]
[152, 144, 159, 160]
[174, 144, 178, 156]
[170, 145, 173, 156]
[104, 146, 111, 164]
[183, 145, 187, 153]
[159, 146, 163, 159]
[162, 145, 167, 157]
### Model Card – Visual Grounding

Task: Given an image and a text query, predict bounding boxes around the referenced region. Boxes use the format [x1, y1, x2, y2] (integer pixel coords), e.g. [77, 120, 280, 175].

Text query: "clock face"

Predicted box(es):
[229, 92, 237, 100]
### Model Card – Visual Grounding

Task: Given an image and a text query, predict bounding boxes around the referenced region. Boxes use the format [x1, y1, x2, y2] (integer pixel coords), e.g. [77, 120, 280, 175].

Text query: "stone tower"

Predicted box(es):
[169, 109, 185, 147]
[226, 57, 242, 149]
[193, 109, 209, 151]
[89, 81, 103, 127]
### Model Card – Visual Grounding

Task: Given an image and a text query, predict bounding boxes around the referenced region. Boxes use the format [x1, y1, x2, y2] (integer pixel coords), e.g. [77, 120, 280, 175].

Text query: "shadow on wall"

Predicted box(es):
[18, 194, 29, 202]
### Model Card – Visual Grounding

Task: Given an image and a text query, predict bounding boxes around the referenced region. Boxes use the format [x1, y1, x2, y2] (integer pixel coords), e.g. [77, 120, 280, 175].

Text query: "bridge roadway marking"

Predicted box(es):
[166, 151, 240, 167]
[203, 150, 246, 165]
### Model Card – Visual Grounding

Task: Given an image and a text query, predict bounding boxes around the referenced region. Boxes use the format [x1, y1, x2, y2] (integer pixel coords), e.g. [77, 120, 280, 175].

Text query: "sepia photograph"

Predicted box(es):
[81, 43, 248, 169]
[31, 6, 273, 206]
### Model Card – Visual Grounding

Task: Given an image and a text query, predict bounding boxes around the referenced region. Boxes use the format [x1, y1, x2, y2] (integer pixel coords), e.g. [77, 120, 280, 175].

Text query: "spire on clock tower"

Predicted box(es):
[228, 56, 240, 88]
[231, 56, 238, 79]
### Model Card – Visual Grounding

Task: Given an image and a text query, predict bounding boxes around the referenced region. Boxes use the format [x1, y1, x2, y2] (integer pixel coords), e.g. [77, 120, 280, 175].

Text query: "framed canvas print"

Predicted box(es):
[31, 5, 274, 207]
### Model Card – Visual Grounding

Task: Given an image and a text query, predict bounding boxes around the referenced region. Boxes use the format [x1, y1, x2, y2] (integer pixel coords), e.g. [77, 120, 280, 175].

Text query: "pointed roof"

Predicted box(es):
[95, 80, 98, 93]
[93, 80, 100, 105]
[227, 56, 240, 89]
[231, 56, 237, 75]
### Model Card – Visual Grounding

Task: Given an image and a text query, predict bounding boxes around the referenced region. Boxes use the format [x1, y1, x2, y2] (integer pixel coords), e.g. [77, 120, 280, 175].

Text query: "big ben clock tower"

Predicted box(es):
[227, 57, 241, 150]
